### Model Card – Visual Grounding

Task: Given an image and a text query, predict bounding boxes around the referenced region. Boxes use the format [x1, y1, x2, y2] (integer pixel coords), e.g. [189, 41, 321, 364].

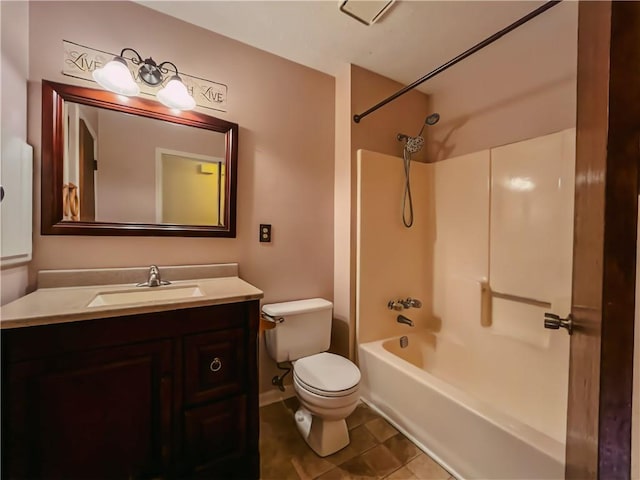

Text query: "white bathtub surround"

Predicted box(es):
[356, 130, 576, 479]
[489, 130, 575, 317]
[356, 149, 434, 345]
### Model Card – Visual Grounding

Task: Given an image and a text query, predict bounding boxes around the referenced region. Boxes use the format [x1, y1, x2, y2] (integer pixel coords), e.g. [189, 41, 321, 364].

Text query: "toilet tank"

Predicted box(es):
[263, 298, 333, 362]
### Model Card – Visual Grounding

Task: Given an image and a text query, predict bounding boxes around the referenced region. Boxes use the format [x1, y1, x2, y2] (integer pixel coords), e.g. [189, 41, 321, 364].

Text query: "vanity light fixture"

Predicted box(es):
[92, 47, 196, 111]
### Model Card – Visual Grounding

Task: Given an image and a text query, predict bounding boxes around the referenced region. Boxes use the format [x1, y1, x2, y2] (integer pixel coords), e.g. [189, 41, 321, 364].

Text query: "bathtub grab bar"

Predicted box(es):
[491, 290, 551, 308]
[480, 281, 551, 327]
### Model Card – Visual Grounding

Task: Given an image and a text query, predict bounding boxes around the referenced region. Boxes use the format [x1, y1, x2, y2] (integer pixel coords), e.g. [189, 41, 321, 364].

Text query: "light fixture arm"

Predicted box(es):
[119, 47, 145, 65]
[157, 61, 180, 78]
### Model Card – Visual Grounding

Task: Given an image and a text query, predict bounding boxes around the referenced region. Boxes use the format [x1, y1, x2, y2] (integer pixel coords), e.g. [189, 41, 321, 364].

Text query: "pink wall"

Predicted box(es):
[425, 1, 578, 160]
[333, 65, 430, 358]
[25, 1, 335, 393]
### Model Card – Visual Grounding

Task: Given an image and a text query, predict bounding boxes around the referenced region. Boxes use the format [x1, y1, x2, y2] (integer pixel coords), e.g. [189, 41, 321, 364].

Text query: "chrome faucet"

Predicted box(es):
[399, 297, 422, 309]
[388, 300, 405, 311]
[137, 265, 171, 287]
[397, 314, 414, 327]
[388, 297, 423, 310]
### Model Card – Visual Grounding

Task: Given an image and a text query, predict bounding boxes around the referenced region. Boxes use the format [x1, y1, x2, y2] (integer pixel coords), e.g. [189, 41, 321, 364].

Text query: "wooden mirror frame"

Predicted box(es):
[41, 80, 238, 237]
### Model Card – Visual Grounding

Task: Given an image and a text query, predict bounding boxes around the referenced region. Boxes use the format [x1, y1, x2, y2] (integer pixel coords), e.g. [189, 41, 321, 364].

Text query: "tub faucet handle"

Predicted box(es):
[388, 300, 404, 311]
[407, 297, 422, 308]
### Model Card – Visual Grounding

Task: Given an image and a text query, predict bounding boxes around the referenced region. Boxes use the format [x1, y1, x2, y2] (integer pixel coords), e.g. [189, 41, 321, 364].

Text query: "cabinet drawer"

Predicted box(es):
[183, 396, 247, 475]
[184, 329, 246, 405]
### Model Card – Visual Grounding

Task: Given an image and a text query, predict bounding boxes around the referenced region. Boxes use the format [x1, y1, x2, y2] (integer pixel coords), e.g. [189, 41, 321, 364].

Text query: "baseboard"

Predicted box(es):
[259, 387, 296, 407]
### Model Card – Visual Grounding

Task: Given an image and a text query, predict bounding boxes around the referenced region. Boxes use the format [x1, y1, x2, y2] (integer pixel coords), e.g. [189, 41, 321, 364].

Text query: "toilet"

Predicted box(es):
[263, 298, 361, 457]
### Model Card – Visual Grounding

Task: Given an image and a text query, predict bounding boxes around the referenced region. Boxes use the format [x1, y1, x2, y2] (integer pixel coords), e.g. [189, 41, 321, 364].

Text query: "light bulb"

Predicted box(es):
[157, 76, 196, 111]
[92, 57, 140, 96]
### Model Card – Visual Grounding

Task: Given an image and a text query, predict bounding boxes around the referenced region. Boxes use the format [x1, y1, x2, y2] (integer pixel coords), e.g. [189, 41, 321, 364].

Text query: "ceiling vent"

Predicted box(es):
[339, 0, 395, 26]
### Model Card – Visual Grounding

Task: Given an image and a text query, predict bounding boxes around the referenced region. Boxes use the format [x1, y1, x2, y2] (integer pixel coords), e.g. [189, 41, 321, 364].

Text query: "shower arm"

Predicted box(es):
[353, 0, 562, 124]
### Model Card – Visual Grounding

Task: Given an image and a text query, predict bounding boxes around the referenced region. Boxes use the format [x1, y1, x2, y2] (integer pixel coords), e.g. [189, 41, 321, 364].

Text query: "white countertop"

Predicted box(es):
[1, 275, 264, 330]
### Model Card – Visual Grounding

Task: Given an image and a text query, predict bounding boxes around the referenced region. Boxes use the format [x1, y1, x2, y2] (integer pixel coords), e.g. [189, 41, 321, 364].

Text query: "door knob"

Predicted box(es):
[544, 312, 573, 335]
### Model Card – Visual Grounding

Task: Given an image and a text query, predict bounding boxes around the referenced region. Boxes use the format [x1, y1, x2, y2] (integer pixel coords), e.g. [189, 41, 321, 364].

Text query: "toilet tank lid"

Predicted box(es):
[262, 298, 332, 317]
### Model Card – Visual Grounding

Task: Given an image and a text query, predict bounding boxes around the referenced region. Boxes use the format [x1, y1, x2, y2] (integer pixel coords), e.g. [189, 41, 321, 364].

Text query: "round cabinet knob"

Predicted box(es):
[209, 357, 222, 372]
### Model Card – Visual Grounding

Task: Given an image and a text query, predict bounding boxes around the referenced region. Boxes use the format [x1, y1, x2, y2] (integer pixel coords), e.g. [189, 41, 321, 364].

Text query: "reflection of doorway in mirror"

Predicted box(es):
[78, 119, 96, 221]
[65, 104, 98, 221]
[155, 148, 225, 226]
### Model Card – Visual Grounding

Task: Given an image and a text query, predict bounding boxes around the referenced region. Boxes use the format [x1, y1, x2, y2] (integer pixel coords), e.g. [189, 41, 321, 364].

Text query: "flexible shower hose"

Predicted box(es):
[402, 148, 414, 228]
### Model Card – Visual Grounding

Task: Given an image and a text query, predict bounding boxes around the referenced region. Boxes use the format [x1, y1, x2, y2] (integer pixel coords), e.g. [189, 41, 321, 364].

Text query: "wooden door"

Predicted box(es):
[567, 1, 639, 478]
[78, 118, 95, 221]
[6, 340, 173, 479]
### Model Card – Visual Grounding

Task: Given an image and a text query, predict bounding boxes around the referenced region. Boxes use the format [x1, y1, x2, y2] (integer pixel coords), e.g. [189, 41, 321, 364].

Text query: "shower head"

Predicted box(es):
[404, 136, 425, 154]
[425, 113, 440, 126]
[416, 112, 441, 136]
[397, 112, 440, 154]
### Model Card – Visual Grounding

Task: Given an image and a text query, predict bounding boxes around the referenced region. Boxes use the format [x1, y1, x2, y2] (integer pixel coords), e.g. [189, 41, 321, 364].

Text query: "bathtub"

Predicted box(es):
[358, 331, 565, 479]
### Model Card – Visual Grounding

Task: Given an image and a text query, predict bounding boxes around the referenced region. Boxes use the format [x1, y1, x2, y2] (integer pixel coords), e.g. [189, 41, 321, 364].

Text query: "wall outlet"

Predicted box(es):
[259, 224, 272, 243]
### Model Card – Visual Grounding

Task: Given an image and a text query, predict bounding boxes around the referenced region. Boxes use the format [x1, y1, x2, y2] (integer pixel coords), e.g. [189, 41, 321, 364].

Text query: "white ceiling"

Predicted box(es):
[136, 0, 571, 94]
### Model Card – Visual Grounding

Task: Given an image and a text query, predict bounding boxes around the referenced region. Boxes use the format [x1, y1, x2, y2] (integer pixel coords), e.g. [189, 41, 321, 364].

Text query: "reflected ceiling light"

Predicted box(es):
[92, 47, 196, 111]
[507, 177, 536, 192]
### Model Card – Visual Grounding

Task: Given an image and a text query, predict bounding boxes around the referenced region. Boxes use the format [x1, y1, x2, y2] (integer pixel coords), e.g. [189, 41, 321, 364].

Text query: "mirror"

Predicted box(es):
[41, 80, 238, 237]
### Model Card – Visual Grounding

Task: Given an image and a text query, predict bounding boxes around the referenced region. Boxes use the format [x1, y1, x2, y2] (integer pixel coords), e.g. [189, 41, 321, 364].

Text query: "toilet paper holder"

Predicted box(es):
[261, 311, 285, 324]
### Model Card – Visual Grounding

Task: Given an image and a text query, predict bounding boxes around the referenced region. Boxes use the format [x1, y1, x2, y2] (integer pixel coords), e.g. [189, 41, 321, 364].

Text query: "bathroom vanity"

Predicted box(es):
[1, 265, 262, 479]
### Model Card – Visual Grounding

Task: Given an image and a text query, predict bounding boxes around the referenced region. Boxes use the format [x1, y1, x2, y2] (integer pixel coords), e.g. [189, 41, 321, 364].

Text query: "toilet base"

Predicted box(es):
[294, 407, 350, 457]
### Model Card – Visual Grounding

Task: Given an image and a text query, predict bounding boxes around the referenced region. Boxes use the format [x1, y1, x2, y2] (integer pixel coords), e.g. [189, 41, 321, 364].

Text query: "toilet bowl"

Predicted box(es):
[263, 299, 361, 457]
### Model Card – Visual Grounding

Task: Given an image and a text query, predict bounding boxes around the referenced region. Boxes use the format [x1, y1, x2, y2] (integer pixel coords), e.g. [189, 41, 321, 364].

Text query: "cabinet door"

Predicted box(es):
[5, 340, 172, 479]
[183, 395, 247, 477]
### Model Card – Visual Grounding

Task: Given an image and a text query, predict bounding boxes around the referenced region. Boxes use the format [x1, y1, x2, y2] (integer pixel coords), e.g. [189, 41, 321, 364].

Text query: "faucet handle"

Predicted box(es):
[407, 297, 422, 308]
[388, 300, 404, 311]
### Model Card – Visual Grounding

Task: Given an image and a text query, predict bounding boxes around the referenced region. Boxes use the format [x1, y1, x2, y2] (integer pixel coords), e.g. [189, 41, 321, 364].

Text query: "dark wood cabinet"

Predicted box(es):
[183, 396, 247, 476]
[184, 328, 246, 405]
[2, 301, 260, 480]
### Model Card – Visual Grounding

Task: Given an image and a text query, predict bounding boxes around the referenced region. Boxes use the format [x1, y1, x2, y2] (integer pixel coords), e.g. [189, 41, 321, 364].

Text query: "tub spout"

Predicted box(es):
[397, 314, 414, 327]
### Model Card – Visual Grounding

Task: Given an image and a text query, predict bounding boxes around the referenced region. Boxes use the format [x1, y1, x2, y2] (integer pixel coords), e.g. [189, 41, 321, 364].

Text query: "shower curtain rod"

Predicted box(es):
[353, 0, 563, 124]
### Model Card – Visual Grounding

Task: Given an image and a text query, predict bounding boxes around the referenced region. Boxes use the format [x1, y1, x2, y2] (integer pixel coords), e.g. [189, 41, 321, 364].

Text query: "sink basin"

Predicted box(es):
[87, 285, 204, 308]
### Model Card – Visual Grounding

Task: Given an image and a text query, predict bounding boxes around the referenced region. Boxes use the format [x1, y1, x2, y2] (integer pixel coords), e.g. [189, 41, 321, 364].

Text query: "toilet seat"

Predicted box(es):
[293, 352, 360, 398]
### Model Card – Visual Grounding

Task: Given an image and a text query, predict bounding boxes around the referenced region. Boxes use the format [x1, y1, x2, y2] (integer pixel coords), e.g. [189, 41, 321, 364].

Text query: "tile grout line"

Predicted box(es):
[262, 400, 447, 480]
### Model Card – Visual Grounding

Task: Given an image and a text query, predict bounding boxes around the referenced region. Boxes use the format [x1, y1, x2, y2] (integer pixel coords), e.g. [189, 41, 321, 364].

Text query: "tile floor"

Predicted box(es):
[260, 398, 455, 480]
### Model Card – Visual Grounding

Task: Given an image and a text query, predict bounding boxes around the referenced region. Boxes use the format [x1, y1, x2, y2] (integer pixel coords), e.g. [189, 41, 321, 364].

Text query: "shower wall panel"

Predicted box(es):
[356, 149, 434, 344]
